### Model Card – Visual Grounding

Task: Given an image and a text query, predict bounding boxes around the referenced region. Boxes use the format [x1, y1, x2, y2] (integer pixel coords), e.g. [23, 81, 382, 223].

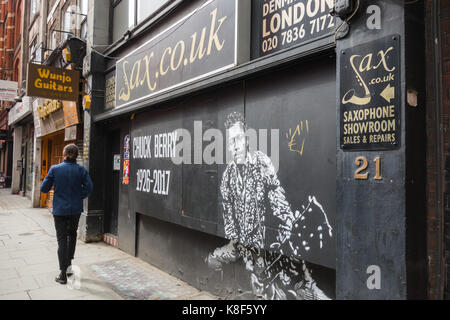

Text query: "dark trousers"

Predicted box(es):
[53, 214, 81, 272]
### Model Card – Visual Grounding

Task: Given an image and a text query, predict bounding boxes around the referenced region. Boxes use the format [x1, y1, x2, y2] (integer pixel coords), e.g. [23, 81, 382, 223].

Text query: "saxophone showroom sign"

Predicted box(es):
[115, 0, 249, 109]
[27, 63, 80, 101]
[340, 35, 401, 151]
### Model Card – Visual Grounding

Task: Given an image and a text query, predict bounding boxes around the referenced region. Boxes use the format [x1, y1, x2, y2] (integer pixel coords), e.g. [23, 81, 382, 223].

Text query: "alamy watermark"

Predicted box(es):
[66, 265, 81, 290]
[366, 265, 381, 290]
[133, 120, 281, 172]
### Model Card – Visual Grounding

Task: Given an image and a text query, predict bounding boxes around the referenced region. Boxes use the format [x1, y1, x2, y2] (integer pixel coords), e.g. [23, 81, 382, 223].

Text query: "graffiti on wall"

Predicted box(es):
[286, 121, 309, 156]
[206, 112, 333, 300]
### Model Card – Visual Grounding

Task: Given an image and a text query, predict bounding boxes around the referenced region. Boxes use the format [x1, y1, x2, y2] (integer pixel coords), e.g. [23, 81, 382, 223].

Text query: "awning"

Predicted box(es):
[8, 97, 33, 126]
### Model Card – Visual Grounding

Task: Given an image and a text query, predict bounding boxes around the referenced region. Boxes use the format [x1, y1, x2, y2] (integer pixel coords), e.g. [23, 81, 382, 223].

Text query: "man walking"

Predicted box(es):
[41, 144, 93, 284]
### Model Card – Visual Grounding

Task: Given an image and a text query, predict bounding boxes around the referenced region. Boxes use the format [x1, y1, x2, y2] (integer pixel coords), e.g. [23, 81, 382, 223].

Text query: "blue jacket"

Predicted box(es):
[40, 160, 93, 216]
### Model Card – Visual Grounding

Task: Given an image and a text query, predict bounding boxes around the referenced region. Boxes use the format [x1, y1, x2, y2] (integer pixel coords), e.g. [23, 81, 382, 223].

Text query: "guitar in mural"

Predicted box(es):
[206, 112, 333, 300]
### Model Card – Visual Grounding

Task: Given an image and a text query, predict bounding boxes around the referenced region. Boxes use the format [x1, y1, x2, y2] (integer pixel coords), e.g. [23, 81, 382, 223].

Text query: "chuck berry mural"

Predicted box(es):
[207, 112, 333, 300]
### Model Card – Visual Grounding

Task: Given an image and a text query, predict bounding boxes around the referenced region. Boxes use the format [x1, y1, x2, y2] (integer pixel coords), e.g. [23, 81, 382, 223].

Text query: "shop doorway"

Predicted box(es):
[104, 129, 120, 236]
[19, 143, 26, 195]
[40, 130, 68, 208]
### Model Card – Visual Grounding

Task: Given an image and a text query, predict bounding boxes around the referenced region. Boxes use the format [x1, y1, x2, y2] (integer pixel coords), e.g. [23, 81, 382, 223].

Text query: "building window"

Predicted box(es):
[112, 0, 169, 43]
[14, 59, 20, 83]
[30, 0, 40, 22]
[112, 0, 131, 43]
[15, 3, 22, 46]
[29, 37, 37, 63]
[136, 0, 167, 24]
[49, 28, 57, 51]
[63, 6, 72, 40]
[80, 0, 88, 40]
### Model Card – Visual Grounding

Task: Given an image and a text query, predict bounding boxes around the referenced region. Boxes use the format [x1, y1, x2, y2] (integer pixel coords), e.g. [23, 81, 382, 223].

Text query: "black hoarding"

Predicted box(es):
[115, 0, 238, 109]
[251, 0, 335, 58]
[340, 35, 401, 151]
[130, 57, 336, 269]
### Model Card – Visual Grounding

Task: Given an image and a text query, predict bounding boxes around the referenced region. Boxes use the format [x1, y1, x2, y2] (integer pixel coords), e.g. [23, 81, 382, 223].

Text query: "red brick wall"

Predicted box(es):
[0, 0, 20, 112]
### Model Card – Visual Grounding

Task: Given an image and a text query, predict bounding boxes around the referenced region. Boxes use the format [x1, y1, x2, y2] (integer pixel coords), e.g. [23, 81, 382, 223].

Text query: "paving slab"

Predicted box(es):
[9, 248, 53, 259]
[0, 291, 31, 300]
[0, 258, 27, 269]
[16, 262, 60, 278]
[0, 268, 19, 281]
[0, 188, 218, 300]
[0, 277, 39, 295]
[33, 272, 62, 289]
[28, 285, 90, 300]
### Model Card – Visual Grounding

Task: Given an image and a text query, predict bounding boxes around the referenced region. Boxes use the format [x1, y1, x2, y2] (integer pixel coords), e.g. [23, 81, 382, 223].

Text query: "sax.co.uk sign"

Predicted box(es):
[115, 0, 246, 109]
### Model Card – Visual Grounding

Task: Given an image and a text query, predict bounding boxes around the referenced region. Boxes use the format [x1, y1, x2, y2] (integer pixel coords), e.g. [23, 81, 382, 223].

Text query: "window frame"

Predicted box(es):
[29, 36, 38, 63]
[48, 21, 58, 51]
[110, 0, 171, 43]
[80, 0, 88, 40]
[29, 0, 40, 24]
[62, 5, 72, 41]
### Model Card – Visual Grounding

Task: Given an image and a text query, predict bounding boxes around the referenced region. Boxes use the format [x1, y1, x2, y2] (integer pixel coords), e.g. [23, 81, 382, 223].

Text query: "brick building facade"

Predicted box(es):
[0, 0, 23, 188]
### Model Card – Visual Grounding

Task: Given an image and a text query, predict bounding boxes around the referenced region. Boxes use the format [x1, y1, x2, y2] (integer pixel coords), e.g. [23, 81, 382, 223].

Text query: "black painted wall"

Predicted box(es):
[136, 213, 336, 299]
[336, 0, 427, 299]
[114, 54, 337, 299]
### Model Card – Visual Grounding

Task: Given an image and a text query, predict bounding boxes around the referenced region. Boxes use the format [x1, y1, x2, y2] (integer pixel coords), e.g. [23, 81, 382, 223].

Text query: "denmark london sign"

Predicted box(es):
[26, 63, 80, 101]
[340, 35, 401, 151]
[115, 0, 238, 109]
[252, 0, 336, 58]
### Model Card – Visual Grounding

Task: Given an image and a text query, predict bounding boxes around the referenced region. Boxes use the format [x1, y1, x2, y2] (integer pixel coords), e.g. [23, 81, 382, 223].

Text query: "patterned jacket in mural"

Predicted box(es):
[220, 151, 295, 248]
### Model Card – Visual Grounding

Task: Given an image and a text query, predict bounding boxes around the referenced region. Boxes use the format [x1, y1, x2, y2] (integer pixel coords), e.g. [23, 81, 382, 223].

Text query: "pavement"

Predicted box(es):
[0, 188, 218, 300]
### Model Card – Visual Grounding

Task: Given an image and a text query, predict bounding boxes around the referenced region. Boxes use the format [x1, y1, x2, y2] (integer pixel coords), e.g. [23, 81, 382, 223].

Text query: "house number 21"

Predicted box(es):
[354, 156, 382, 180]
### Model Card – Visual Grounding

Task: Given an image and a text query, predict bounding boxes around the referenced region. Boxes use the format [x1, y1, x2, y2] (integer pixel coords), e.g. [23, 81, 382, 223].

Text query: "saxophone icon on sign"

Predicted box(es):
[342, 54, 372, 106]
[342, 46, 396, 106]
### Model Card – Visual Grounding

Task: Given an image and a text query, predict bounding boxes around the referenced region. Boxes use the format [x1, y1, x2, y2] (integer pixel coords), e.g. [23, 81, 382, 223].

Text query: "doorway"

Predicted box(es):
[104, 129, 120, 236]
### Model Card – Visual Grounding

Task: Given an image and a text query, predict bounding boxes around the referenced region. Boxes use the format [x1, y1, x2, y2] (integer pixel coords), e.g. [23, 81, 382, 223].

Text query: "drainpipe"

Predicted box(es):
[432, 0, 445, 299]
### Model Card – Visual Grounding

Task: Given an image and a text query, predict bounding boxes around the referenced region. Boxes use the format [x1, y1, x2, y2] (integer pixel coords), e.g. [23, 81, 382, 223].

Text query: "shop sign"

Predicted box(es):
[62, 101, 79, 127]
[27, 63, 80, 101]
[32, 99, 42, 138]
[252, 0, 335, 58]
[115, 0, 246, 109]
[340, 35, 401, 151]
[123, 134, 130, 185]
[64, 125, 77, 141]
[37, 100, 62, 120]
[105, 72, 116, 110]
[0, 80, 18, 102]
[8, 97, 32, 126]
[113, 155, 121, 171]
[33, 98, 78, 137]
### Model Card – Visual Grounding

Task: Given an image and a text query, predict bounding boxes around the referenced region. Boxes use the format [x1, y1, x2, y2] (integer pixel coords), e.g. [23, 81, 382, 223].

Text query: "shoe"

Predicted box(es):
[66, 265, 73, 277]
[55, 272, 67, 285]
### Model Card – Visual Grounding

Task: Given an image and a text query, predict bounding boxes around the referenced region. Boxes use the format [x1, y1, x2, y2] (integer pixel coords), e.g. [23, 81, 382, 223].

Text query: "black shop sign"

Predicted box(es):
[251, 0, 335, 58]
[340, 35, 401, 151]
[115, 0, 238, 109]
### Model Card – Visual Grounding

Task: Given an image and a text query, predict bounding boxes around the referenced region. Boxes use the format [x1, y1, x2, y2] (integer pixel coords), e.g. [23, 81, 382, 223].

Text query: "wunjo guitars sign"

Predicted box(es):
[252, 0, 335, 58]
[115, 0, 239, 109]
[27, 63, 80, 101]
[339, 35, 401, 151]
